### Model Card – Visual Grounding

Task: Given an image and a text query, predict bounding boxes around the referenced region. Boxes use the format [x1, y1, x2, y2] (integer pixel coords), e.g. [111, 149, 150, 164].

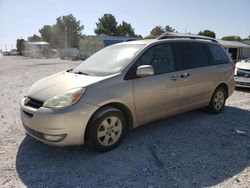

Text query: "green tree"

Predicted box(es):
[16, 39, 25, 54]
[134, 34, 143, 39]
[38, 14, 83, 48]
[117, 21, 136, 37]
[198, 30, 216, 38]
[28, 34, 41, 42]
[165, 25, 175, 32]
[221, 35, 241, 41]
[150, 26, 165, 36]
[39, 25, 53, 43]
[149, 25, 176, 37]
[53, 14, 84, 48]
[94, 14, 118, 36]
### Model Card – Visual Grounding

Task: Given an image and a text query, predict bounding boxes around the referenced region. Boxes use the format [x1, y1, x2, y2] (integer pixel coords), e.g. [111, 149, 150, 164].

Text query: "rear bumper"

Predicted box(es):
[234, 76, 250, 88]
[20, 98, 98, 146]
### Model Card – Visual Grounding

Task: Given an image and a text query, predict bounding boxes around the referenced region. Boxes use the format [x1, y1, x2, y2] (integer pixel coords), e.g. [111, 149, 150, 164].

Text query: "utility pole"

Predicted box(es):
[65, 25, 68, 49]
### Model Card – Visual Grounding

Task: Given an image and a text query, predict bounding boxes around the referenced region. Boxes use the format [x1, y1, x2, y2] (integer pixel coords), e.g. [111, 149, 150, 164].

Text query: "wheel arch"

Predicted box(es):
[215, 82, 229, 99]
[84, 102, 134, 143]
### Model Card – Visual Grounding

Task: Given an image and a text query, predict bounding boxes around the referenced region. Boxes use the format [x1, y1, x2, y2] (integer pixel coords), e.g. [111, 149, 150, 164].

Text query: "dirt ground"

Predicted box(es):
[0, 56, 249, 188]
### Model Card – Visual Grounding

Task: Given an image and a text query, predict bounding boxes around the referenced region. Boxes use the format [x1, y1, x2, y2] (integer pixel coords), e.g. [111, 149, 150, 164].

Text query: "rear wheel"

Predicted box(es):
[207, 87, 226, 114]
[87, 107, 126, 152]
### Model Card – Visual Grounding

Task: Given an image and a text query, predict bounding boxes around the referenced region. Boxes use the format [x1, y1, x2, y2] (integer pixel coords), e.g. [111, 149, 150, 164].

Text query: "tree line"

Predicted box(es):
[16, 13, 250, 53]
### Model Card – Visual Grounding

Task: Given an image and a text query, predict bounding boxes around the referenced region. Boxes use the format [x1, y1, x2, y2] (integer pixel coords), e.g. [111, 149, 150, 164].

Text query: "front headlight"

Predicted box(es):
[43, 88, 86, 109]
[234, 67, 238, 76]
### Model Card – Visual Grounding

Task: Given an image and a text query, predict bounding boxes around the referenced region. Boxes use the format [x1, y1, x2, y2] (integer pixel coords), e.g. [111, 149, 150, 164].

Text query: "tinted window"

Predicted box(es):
[136, 43, 174, 75]
[207, 44, 229, 64]
[174, 42, 210, 70]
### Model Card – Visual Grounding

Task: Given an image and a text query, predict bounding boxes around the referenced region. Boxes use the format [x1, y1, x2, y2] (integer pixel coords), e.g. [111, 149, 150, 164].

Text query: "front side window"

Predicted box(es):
[136, 43, 175, 75]
[174, 42, 210, 70]
[207, 44, 229, 64]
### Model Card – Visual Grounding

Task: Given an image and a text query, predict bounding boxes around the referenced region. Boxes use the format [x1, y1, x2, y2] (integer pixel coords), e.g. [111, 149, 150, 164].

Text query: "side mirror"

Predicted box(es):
[136, 65, 154, 78]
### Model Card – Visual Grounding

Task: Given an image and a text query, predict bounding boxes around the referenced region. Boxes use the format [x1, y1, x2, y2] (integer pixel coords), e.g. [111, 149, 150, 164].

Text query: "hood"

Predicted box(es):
[236, 62, 250, 70]
[28, 71, 110, 101]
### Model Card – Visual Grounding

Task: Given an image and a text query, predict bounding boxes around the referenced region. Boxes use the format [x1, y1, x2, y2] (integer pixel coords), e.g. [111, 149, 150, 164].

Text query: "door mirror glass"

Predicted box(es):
[136, 65, 154, 78]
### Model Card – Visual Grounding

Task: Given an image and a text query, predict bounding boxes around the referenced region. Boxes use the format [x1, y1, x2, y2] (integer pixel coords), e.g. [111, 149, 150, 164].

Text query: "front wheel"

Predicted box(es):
[87, 107, 126, 152]
[207, 87, 226, 114]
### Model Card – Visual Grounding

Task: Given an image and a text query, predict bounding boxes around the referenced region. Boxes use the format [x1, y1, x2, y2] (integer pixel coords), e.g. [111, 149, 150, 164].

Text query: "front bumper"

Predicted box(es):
[20, 98, 98, 146]
[234, 76, 250, 88]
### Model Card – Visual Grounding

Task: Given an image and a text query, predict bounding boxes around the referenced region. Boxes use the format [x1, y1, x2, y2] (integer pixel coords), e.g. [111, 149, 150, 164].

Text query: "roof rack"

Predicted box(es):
[157, 32, 218, 43]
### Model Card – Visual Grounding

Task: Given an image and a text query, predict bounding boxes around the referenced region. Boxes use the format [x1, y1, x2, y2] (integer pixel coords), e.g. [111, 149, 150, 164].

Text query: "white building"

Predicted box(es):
[218, 40, 250, 61]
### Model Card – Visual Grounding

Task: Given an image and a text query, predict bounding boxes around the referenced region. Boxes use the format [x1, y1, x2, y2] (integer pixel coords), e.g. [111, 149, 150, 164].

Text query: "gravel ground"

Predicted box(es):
[0, 56, 249, 188]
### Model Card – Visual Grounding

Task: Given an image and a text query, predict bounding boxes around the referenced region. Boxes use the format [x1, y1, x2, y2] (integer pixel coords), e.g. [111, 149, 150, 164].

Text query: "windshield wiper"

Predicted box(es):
[66, 69, 73, 72]
[73, 71, 93, 76]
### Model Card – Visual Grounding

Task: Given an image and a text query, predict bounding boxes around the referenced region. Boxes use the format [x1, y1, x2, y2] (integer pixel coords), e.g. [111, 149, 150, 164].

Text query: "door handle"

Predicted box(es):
[171, 75, 179, 81]
[180, 73, 190, 78]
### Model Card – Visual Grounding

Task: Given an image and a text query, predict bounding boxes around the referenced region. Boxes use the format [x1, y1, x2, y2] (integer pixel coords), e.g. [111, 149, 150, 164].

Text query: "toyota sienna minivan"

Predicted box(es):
[20, 32, 235, 152]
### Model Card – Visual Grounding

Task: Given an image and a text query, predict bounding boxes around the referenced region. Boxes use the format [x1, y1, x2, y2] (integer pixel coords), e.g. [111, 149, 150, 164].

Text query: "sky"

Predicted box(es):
[0, 0, 249, 51]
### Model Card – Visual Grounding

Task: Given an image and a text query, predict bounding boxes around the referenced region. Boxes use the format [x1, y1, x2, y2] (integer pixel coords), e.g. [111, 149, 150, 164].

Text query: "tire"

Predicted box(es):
[87, 107, 126, 152]
[207, 87, 226, 114]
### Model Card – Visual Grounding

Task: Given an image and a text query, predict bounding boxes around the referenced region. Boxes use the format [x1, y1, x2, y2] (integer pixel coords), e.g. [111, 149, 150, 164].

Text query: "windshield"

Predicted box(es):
[73, 44, 144, 76]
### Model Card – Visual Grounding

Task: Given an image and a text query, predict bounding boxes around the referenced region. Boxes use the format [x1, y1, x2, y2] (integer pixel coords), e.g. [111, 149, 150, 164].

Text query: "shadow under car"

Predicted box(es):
[16, 106, 250, 188]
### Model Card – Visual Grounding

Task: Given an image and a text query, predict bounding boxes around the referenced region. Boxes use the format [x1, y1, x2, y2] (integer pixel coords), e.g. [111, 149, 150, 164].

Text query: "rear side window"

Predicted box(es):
[173, 42, 210, 70]
[207, 44, 229, 64]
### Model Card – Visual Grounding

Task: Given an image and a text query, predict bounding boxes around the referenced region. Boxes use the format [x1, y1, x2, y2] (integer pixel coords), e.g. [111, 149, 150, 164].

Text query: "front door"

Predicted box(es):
[132, 43, 183, 125]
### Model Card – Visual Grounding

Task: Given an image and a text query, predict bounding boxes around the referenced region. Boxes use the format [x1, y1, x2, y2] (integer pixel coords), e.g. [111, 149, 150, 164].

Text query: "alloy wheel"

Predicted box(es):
[97, 116, 123, 146]
[213, 90, 225, 110]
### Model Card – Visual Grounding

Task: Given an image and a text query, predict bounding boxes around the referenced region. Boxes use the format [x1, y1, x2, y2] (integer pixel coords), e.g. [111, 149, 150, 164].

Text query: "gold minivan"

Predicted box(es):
[20, 33, 235, 151]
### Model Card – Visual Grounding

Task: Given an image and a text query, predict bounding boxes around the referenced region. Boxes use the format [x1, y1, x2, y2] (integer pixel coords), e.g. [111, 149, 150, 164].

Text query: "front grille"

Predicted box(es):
[237, 68, 250, 77]
[24, 97, 43, 109]
[236, 81, 250, 87]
